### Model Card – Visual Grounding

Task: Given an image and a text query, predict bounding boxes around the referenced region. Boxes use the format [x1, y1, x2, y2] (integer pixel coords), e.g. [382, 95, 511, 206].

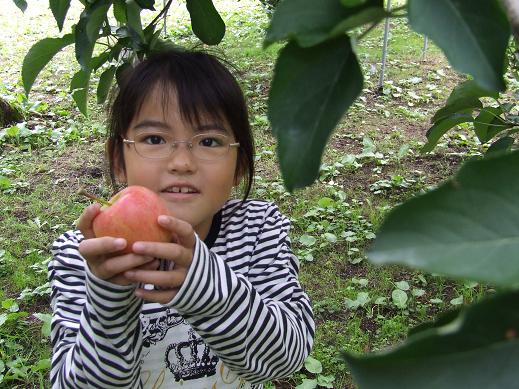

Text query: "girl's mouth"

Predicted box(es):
[164, 187, 198, 194]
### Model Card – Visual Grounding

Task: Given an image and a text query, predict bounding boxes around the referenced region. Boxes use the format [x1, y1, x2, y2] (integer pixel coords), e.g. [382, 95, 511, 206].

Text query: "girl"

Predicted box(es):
[49, 49, 314, 389]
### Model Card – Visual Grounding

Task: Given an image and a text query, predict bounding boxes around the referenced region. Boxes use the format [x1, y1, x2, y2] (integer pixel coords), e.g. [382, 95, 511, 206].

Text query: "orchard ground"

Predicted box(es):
[0, 1, 489, 388]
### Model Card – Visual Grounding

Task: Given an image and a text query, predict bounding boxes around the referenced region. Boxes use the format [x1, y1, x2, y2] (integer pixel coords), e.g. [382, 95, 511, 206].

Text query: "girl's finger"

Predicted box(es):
[158, 215, 196, 248]
[124, 268, 187, 288]
[77, 203, 101, 239]
[79, 236, 127, 260]
[131, 242, 192, 267]
[106, 259, 160, 286]
[97, 254, 156, 277]
[135, 287, 178, 305]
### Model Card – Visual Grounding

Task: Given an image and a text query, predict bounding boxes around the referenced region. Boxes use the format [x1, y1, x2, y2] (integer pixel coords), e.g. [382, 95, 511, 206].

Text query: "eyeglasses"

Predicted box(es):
[122, 132, 240, 161]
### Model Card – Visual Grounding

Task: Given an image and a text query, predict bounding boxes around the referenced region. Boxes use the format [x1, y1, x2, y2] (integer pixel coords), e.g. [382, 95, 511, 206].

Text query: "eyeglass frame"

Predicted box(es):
[121, 132, 240, 161]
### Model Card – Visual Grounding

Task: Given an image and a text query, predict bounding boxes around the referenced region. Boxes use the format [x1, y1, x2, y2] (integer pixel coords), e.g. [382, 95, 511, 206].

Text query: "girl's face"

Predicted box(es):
[116, 87, 239, 240]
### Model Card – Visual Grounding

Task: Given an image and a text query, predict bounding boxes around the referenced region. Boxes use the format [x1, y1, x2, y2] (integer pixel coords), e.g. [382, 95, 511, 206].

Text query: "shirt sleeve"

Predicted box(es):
[48, 231, 144, 389]
[168, 204, 315, 384]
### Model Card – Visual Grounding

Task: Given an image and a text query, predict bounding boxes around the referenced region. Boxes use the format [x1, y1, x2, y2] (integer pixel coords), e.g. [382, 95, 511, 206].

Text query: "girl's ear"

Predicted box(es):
[115, 163, 127, 184]
[114, 156, 127, 184]
[109, 141, 127, 184]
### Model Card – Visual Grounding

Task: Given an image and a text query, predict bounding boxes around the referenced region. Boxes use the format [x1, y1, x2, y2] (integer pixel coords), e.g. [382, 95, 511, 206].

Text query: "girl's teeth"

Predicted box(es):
[169, 187, 194, 193]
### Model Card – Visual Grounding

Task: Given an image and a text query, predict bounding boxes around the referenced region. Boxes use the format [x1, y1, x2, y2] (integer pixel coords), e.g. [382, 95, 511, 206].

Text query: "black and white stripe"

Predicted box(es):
[49, 200, 314, 388]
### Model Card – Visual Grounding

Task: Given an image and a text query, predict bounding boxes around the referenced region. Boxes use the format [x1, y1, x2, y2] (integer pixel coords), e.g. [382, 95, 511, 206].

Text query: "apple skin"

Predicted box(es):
[92, 185, 171, 253]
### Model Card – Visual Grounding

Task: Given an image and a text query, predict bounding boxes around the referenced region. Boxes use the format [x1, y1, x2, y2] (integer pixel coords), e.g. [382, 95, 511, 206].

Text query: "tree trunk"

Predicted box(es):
[0, 97, 23, 127]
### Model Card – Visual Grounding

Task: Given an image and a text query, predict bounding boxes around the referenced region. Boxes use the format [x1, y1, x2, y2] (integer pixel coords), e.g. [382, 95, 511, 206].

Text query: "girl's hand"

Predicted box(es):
[77, 204, 159, 286]
[123, 215, 196, 304]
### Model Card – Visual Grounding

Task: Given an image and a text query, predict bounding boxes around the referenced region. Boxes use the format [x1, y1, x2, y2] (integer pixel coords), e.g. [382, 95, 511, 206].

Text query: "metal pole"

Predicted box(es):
[378, 0, 392, 90]
[162, 0, 167, 36]
[422, 36, 428, 61]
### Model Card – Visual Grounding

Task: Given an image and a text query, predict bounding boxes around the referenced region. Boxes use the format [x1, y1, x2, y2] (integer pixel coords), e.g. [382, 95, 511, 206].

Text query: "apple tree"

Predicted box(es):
[15, 0, 519, 387]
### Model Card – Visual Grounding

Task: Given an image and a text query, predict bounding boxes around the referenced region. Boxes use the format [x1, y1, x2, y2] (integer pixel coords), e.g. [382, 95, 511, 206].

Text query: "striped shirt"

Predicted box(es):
[49, 199, 315, 388]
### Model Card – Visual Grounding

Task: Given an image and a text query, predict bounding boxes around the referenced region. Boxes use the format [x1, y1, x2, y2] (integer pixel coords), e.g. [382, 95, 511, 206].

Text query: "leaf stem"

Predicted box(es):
[78, 187, 112, 207]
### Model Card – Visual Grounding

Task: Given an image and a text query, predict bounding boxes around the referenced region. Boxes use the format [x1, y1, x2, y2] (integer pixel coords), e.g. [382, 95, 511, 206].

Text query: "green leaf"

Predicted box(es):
[149, 38, 182, 54]
[411, 288, 425, 297]
[96, 65, 116, 104]
[408, 308, 461, 337]
[115, 62, 132, 85]
[421, 113, 473, 153]
[135, 0, 155, 10]
[299, 235, 317, 247]
[474, 107, 511, 143]
[0, 176, 11, 190]
[113, 0, 127, 23]
[330, 6, 386, 35]
[408, 0, 510, 91]
[324, 232, 338, 243]
[268, 37, 363, 191]
[22, 34, 74, 95]
[126, 0, 145, 42]
[486, 136, 514, 156]
[70, 69, 91, 116]
[395, 281, 410, 291]
[343, 291, 519, 388]
[342, 0, 367, 6]
[75, 0, 112, 70]
[432, 80, 499, 123]
[265, 0, 383, 48]
[0, 314, 7, 328]
[31, 358, 51, 372]
[50, 0, 71, 31]
[13, 0, 27, 12]
[33, 313, 52, 337]
[317, 374, 335, 388]
[186, 0, 226, 45]
[450, 296, 464, 306]
[392, 289, 408, 309]
[296, 379, 318, 389]
[318, 197, 335, 207]
[1, 299, 18, 312]
[369, 150, 519, 287]
[305, 356, 323, 374]
[89, 51, 110, 71]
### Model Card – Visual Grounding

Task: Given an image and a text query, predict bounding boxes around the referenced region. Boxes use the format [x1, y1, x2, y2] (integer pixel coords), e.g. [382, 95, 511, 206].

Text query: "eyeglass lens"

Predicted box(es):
[133, 133, 232, 160]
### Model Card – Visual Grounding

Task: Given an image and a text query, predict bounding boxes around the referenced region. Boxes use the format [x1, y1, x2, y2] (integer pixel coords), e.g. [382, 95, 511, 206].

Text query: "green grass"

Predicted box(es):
[0, 1, 490, 388]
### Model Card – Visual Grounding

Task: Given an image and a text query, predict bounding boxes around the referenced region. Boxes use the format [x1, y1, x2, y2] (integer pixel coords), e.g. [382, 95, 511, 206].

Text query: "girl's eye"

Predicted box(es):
[143, 135, 166, 145]
[199, 136, 223, 147]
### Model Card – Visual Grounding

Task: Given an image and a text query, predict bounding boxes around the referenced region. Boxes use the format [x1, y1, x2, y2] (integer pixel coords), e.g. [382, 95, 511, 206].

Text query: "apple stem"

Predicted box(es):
[78, 187, 113, 207]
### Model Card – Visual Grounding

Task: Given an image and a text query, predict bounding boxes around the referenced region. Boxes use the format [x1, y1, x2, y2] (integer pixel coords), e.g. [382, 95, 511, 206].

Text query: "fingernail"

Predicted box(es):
[158, 215, 170, 225]
[133, 242, 145, 251]
[114, 238, 126, 249]
[126, 270, 135, 278]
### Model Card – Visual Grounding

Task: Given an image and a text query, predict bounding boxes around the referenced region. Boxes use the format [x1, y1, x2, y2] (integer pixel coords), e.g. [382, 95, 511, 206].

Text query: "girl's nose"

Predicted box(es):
[166, 143, 197, 173]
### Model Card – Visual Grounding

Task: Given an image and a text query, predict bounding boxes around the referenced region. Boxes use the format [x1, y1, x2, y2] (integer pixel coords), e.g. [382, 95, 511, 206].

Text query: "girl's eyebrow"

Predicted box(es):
[132, 120, 230, 134]
[197, 124, 230, 134]
[133, 120, 171, 131]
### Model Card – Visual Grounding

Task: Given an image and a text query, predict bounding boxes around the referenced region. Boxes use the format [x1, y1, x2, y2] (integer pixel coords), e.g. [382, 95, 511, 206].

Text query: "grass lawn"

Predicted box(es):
[0, 1, 490, 388]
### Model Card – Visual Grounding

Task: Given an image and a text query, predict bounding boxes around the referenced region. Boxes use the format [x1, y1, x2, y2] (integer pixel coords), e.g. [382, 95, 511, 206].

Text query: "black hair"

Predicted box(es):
[106, 48, 255, 201]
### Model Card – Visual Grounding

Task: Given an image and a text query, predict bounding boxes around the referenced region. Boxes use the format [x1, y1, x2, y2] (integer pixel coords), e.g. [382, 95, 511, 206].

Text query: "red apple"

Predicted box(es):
[91, 185, 171, 253]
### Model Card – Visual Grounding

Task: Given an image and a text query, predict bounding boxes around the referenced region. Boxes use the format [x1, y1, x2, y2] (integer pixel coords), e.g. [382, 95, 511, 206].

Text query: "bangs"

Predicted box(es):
[120, 51, 240, 135]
